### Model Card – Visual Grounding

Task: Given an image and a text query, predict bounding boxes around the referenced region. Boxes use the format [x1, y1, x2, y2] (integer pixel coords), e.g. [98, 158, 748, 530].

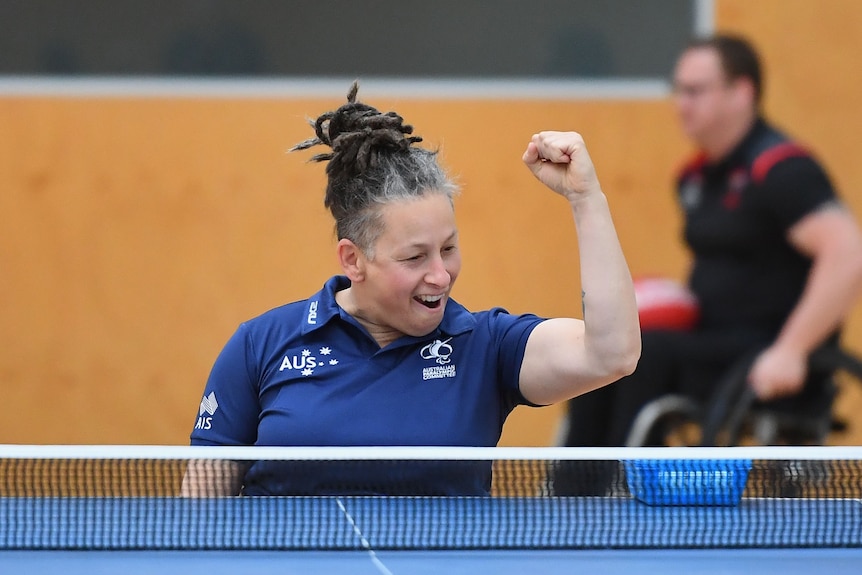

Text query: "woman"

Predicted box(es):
[183, 83, 640, 496]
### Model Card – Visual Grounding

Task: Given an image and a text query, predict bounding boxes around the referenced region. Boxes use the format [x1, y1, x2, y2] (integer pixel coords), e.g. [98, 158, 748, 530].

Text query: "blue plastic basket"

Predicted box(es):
[624, 459, 751, 506]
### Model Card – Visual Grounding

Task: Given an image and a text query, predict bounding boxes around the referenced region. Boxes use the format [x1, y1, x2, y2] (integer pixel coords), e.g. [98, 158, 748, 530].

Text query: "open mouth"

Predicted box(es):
[415, 294, 444, 310]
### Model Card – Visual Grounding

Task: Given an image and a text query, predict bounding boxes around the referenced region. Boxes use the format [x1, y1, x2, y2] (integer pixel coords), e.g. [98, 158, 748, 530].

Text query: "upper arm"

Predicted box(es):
[753, 152, 862, 261]
[757, 153, 836, 243]
[518, 317, 612, 406]
[190, 324, 261, 446]
[788, 202, 862, 259]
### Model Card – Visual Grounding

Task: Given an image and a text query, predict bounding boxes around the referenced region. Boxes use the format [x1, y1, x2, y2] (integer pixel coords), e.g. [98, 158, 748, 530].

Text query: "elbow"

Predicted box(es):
[617, 324, 643, 377]
[597, 335, 642, 381]
[612, 310, 643, 378]
[615, 340, 642, 379]
[622, 351, 641, 378]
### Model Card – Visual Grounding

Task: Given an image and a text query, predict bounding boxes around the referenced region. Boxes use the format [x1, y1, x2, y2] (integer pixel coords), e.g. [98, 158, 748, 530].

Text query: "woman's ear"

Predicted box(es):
[336, 238, 366, 282]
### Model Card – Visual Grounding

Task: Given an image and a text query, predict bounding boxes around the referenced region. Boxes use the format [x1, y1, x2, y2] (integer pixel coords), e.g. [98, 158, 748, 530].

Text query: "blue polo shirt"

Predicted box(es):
[190, 275, 545, 495]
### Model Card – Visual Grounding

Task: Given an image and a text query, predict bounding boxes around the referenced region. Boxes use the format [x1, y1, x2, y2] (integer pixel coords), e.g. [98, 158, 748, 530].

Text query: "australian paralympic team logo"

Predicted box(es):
[421, 338, 453, 364]
[421, 338, 456, 380]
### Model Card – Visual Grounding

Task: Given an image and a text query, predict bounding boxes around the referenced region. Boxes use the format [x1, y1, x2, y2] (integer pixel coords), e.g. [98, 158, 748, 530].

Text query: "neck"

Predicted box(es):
[335, 287, 401, 348]
[701, 111, 758, 162]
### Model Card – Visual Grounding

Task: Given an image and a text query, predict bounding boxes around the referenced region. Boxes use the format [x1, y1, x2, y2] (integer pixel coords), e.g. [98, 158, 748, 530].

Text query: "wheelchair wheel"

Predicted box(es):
[660, 413, 703, 446]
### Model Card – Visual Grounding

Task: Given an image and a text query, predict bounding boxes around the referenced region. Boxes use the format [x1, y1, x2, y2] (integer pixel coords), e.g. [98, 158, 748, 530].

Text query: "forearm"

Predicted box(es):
[571, 190, 641, 374]
[517, 131, 640, 404]
[180, 459, 247, 497]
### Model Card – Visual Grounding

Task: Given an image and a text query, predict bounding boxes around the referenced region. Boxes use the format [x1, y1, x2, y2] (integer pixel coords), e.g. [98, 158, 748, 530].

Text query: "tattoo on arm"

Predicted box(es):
[582, 289, 586, 319]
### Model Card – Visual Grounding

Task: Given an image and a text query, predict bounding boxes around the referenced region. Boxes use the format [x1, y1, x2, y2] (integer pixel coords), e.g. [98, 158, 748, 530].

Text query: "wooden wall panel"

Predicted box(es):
[0, 97, 688, 445]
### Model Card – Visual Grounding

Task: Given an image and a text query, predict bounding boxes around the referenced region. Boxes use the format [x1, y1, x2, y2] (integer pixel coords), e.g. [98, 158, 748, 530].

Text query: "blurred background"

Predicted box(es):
[1, 0, 860, 445]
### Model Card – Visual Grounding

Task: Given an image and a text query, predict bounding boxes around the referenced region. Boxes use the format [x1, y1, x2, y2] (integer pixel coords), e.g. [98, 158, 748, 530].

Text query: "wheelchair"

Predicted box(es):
[548, 341, 862, 497]
[624, 343, 862, 447]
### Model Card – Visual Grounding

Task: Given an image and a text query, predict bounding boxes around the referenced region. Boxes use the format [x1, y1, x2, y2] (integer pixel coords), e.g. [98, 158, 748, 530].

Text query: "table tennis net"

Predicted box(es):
[1, 446, 861, 550]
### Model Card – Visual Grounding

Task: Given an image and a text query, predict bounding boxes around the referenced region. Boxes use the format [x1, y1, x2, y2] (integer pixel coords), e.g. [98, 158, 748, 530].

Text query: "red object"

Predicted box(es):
[634, 277, 700, 331]
[751, 142, 810, 184]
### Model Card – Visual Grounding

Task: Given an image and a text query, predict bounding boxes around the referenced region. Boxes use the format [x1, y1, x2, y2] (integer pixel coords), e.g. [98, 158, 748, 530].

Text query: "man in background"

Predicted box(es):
[560, 34, 862, 463]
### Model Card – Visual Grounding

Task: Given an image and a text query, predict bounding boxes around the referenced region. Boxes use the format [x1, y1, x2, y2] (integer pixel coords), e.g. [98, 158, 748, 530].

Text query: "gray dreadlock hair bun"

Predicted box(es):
[290, 81, 458, 255]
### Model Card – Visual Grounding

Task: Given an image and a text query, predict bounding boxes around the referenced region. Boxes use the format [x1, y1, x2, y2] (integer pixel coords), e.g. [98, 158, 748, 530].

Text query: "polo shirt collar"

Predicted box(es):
[705, 116, 767, 176]
[301, 275, 476, 340]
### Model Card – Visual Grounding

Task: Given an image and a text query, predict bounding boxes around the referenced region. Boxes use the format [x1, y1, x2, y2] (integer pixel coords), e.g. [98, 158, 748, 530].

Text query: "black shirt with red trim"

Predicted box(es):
[676, 117, 837, 334]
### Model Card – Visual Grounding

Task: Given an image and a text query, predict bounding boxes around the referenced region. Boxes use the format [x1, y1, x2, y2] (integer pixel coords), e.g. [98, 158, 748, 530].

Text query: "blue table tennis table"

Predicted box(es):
[3, 547, 862, 575]
[2, 495, 861, 574]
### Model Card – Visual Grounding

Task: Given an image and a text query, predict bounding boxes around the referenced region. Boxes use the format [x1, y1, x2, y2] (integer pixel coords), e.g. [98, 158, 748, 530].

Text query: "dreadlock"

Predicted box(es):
[290, 81, 458, 255]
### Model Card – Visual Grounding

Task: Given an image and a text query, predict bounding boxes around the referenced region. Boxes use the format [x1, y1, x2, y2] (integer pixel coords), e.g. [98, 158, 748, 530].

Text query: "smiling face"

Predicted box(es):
[339, 192, 461, 346]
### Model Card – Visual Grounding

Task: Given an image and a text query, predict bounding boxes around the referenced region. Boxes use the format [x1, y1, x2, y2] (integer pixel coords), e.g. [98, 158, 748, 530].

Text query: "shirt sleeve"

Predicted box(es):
[486, 308, 546, 409]
[189, 323, 261, 446]
[756, 154, 837, 232]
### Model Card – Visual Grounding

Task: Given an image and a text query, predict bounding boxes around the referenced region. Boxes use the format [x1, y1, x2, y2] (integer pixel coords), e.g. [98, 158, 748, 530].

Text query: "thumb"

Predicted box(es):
[522, 141, 542, 173]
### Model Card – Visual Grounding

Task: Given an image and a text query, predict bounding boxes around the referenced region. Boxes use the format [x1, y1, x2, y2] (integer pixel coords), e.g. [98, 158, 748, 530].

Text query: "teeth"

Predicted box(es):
[417, 294, 443, 303]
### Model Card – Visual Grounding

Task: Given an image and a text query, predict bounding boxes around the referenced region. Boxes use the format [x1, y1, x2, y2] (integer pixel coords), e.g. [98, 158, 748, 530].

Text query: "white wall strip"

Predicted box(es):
[0, 76, 671, 100]
[694, 0, 716, 37]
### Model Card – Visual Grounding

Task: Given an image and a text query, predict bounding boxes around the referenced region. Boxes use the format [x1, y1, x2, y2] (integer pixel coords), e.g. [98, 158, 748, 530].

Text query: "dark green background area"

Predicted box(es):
[0, 0, 694, 78]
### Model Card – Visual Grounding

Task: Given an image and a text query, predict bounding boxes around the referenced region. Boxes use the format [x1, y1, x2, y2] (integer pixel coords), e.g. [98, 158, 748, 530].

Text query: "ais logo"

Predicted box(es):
[195, 391, 218, 430]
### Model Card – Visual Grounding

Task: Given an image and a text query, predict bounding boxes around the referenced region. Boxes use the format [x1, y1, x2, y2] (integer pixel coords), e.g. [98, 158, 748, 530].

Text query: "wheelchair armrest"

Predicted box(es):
[809, 346, 862, 379]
